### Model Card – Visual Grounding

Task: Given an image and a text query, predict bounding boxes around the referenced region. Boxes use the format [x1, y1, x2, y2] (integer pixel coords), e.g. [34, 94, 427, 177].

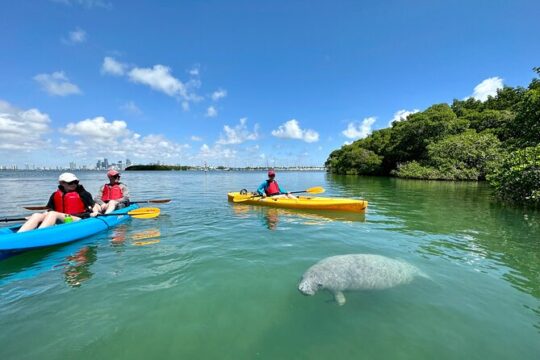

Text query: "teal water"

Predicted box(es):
[0, 171, 539, 360]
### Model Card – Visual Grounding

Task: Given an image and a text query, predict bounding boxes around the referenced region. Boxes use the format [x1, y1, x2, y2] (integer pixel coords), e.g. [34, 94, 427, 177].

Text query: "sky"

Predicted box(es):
[1, 0, 539, 168]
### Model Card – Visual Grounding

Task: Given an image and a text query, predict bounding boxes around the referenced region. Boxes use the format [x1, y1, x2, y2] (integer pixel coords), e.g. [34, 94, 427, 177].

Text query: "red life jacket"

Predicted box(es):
[53, 189, 86, 215]
[101, 184, 124, 202]
[266, 181, 280, 196]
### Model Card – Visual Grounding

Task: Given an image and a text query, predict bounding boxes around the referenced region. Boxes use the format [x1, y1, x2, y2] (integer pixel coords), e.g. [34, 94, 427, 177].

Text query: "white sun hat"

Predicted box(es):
[58, 172, 79, 182]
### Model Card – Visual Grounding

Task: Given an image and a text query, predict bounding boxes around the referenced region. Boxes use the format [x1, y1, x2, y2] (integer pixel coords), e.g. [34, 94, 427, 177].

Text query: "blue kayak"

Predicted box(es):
[0, 204, 139, 253]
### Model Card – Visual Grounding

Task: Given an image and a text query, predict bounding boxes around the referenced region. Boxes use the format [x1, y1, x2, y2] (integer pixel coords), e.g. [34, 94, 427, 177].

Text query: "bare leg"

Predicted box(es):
[17, 212, 47, 233]
[104, 200, 118, 214]
[38, 212, 82, 229]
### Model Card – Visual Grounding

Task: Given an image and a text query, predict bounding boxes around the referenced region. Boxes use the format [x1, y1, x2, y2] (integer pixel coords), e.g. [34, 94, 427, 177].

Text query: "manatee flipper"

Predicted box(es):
[334, 291, 346, 306]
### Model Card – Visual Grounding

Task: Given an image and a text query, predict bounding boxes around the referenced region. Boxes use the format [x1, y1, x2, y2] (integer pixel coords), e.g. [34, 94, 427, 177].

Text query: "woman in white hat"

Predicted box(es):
[18, 173, 98, 232]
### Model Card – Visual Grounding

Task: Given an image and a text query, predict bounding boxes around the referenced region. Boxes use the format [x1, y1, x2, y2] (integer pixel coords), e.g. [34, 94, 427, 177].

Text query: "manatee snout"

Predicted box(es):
[298, 277, 319, 296]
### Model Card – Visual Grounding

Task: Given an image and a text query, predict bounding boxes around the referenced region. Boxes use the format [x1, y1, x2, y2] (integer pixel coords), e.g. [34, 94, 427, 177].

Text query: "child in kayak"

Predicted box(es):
[257, 170, 297, 199]
[18, 173, 98, 232]
[93, 169, 130, 214]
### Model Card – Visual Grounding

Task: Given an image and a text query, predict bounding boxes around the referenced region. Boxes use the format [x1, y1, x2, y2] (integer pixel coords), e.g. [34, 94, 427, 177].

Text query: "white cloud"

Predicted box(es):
[120, 101, 142, 115]
[101, 57, 126, 76]
[189, 66, 200, 76]
[34, 71, 81, 96]
[128, 64, 186, 97]
[471, 77, 504, 101]
[342, 117, 376, 140]
[388, 109, 419, 126]
[191, 135, 202, 141]
[59, 116, 189, 161]
[71, 28, 86, 43]
[0, 100, 52, 150]
[271, 119, 319, 143]
[64, 27, 86, 44]
[62, 116, 129, 142]
[206, 106, 218, 117]
[211, 89, 227, 101]
[199, 143, 237, 159]
[103, 57, 201, 106]
[217, 118, 259, 145]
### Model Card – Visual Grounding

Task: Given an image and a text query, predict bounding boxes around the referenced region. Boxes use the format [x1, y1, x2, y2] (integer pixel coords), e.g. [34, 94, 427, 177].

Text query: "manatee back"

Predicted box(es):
[313, 254, 422, 291]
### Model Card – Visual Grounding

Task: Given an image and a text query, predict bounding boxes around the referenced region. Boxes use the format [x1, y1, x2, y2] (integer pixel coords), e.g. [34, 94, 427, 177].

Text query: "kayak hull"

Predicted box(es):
[0, 204, 139, 252]
[227, 192, 367, 213]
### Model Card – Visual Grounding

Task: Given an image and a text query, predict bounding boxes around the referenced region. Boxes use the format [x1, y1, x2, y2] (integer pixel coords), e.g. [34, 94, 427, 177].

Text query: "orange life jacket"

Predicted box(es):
[101, 184, 124, 202]
[53, 189, 86, 215]
[266, 181, 280, 196]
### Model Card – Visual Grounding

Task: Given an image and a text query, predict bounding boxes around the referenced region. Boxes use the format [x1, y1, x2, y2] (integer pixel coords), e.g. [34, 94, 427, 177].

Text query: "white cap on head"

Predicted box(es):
[58, 172, 79, 182]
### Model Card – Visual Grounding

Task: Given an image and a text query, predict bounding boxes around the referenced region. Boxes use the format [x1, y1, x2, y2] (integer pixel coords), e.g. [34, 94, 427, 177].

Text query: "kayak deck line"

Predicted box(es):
[227, 192, 368, 213]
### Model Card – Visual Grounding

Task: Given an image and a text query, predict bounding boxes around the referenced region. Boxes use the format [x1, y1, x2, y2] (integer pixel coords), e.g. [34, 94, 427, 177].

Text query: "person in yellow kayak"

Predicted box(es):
[257, 170, 297, 199]
[18, 173, 98, 232]
[93, 169, 130, 214]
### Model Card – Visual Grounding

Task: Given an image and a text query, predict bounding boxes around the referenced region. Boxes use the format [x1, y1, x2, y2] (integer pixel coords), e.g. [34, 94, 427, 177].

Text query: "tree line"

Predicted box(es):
[325, 68, 540, 207]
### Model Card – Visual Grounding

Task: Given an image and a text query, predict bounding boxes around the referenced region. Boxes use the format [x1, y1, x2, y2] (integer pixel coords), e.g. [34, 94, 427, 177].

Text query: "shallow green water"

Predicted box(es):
[0, 171, 539, 359]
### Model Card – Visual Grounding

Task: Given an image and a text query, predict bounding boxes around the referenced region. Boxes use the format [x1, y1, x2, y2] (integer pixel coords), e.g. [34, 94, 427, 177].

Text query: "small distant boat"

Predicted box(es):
[227, 192, 368, 213]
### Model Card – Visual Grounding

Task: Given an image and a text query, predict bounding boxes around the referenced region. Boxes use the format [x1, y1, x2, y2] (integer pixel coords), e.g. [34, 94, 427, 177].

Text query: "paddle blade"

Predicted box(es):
[127, 207, 160, 219]
[23, 206, 49, 211]
[305, 186, 325, 194]
[134, 199, 172, 204]
[147, 199, 171, 204]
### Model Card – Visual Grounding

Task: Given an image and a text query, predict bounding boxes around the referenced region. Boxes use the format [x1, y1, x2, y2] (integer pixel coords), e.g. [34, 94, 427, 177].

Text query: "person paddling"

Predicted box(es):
[256, 170, 297, 199]
[94, 169, 130, 214]
[18, 173, 97, 232]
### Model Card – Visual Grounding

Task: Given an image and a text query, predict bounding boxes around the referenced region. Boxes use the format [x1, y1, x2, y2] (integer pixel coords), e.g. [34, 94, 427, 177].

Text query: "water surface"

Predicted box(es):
[0, 171, 538, 359]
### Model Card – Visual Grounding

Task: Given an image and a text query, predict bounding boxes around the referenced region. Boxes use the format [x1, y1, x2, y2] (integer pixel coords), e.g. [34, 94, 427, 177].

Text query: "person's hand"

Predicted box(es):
[262, 194, 267, 198]
[89, 212, 99, 218]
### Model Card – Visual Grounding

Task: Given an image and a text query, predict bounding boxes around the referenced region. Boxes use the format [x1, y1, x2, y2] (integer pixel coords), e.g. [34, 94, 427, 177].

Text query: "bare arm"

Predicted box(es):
[94, 185, 105, 205]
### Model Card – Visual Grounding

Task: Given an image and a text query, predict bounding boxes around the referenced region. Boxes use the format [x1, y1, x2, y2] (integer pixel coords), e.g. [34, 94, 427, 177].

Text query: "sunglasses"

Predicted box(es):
[62, 180, 79, 186]
[112, 175, 121, 179]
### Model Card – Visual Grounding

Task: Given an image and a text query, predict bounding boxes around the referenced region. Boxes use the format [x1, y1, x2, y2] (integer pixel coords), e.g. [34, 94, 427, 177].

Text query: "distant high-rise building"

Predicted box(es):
[69, 162, 76, 170]
[103, 158, 109, 169]
[126, 159, 132, 168]
[118, 160, 123, 171]
[96, 160, 102, 170]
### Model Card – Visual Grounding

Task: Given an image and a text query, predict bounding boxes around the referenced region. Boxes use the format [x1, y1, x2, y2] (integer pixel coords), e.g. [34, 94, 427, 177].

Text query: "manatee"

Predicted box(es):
[298, 254, 427, 305]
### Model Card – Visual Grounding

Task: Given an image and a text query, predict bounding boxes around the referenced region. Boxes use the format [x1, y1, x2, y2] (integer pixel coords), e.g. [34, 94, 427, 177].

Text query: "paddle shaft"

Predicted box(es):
[22, 199, 171, 211]
[1, 217, 27, 223]
[2, 208, 158, 223]
[234, 188, 323, 203]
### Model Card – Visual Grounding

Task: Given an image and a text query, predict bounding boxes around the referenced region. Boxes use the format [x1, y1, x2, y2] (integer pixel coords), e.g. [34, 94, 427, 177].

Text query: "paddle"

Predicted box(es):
[232, 186, 325, 203]
[1, 207, 160, 223]
[22, 199, 171, 211]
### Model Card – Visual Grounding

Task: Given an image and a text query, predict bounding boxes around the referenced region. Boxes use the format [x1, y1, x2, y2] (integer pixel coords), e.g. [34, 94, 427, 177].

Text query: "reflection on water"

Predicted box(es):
[230, 203, 366, 230]
[63, 246, 97, 288]
[131, 229, 161, 246]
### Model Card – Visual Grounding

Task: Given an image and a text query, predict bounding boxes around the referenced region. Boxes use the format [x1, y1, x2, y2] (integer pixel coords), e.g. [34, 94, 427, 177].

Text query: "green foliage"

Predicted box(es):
[461, 109, 514, 140]
[386, 103, 468, 164]
[325, 67, 540, 205]
[325, 146, 382, 175]
[426, 130, 503, 179]
[392, 161, 481, 180]
[507, 87, 540, 148]
[488, 145, 540, 207]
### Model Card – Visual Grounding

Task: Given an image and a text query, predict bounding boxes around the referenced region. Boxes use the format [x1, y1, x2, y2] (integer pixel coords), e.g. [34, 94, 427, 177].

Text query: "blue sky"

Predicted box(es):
[1, 0, 539, 167]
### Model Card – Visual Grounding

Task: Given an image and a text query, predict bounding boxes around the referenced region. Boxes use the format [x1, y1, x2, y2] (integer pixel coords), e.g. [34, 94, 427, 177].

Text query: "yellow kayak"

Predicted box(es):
[227, 192, 368, 213]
